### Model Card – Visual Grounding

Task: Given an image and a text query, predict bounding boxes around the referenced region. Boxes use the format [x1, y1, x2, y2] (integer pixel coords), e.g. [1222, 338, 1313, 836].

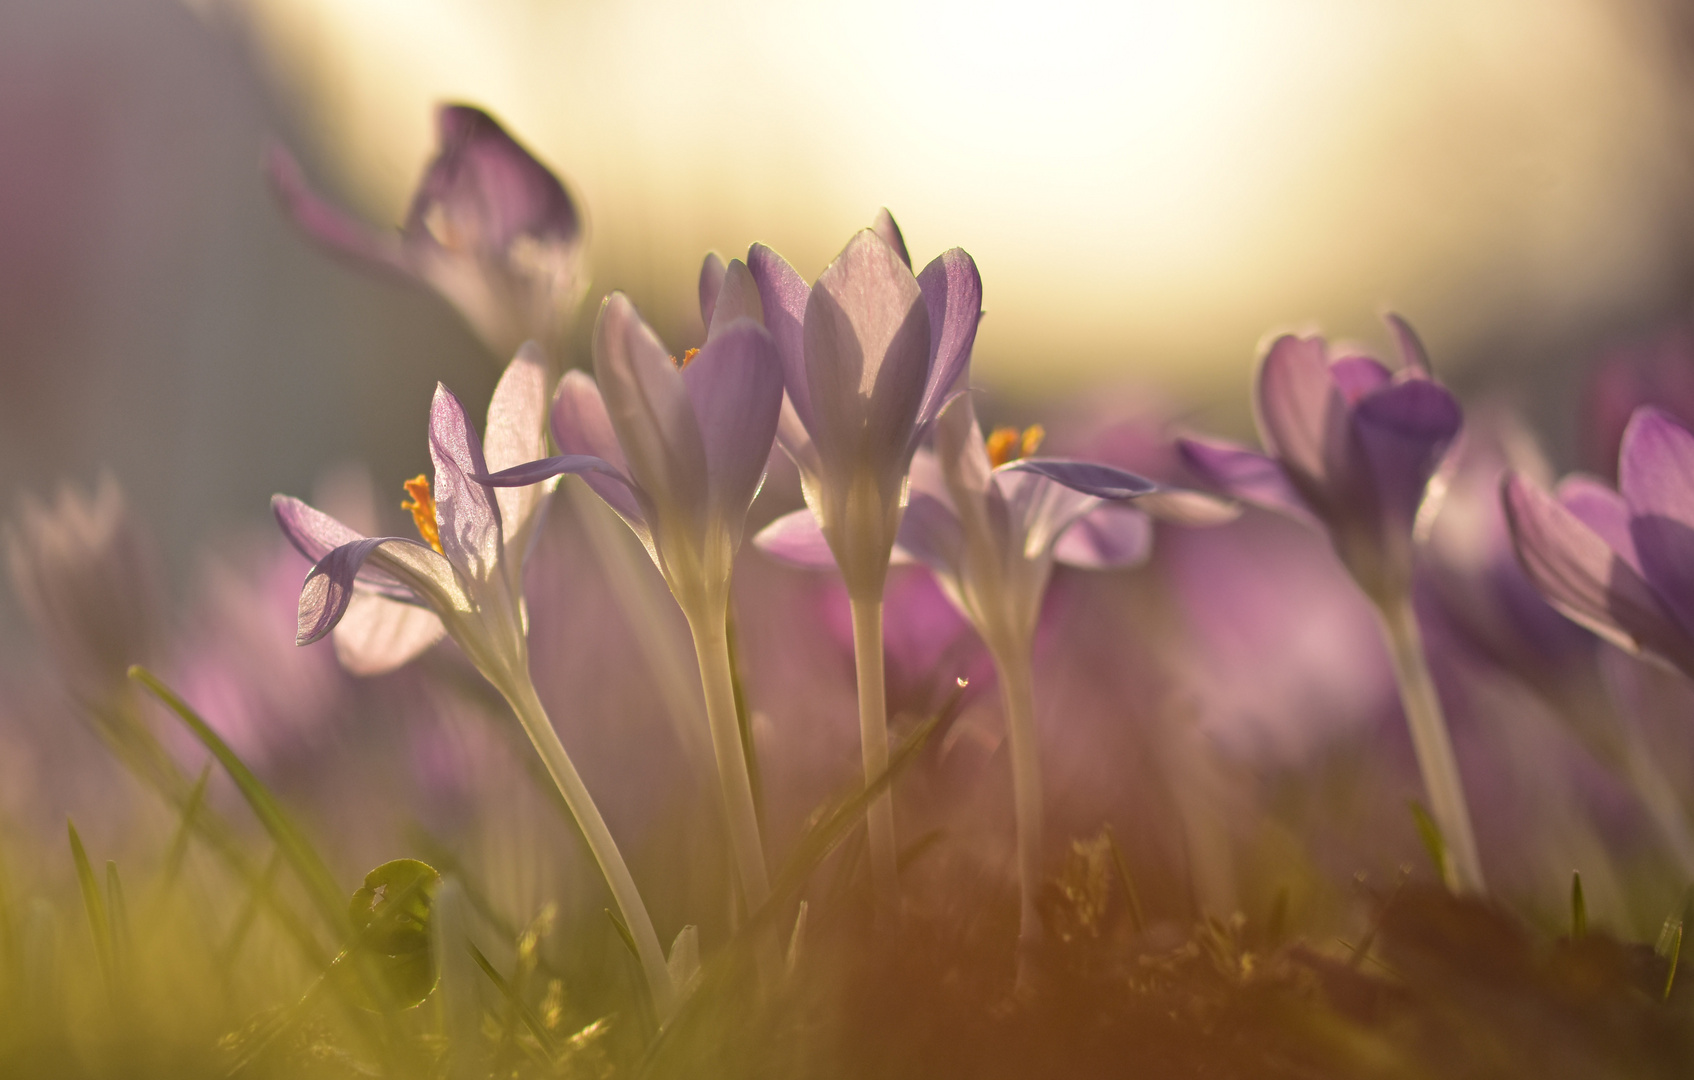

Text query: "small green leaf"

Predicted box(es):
[346, 858, 442, 1010]
[468, 941, 559, 1059]
[1408, 801, 1450, 885]
[605, 908, 637, 959]
[66, 819, 112, 989]
[1570, 871, 1587, 941]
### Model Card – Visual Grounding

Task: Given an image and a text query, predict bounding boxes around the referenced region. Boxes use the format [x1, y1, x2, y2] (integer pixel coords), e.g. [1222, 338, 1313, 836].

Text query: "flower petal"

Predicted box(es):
[482, 344, 554, 577]
[748, 243, 813, 429]
[895, 491, 966, 575]
[706, 259, 764, 342]
[1557, 475, 1642, 574]
[1134, 489, 1242, 526]
[1350, 378, 1463, 540]
[914, 248, 983, 432]
[1329, 356, 1393, 405]
[1385, 312, 1432, 375]
[1620, 406, 1694, 633]
[551, 373, 649, 530]
[592, 293, 708, 538]
[698, 252, 727, 328]
[271, 495, 408, 599]
[683, 319, 784, 547]
[999, 458, 1157, 500]
[803, 229, 930, 491]
[429, 383, 504, 581]
[753, 509, 838, 569]
[1052, 504, 1154, 569]
[297, 537, 461, 646]
[1176, 437, 1316, 526]
[264, 144, 408, 277]
[332, 593, 446, 675]
[871, 208, 912, 269]
[1254, 334, 1335, 485]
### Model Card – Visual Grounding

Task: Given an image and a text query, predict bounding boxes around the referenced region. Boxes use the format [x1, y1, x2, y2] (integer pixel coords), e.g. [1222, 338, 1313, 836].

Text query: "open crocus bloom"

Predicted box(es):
[479, 283, 783, 620]
[1503, 406, 1694, 679]
[273, 347, 559, 685]
[268, 104, 585, 360]
[1179, 316, 1462, 601]
[748, 211, 982, 599]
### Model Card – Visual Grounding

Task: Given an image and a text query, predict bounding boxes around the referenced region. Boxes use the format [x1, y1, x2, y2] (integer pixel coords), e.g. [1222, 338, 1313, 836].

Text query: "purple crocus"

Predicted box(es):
[748, 211, 982, 905]
[272, 349, 678, 1019]
[267, 104, 585, 360]
[1179, 317, 1484, 894]
[479, 276, 784, 915]
[1503, 406, 1694, 680]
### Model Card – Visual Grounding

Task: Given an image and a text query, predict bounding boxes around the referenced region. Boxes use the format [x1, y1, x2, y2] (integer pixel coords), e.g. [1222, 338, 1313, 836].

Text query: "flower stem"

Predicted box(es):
[990, 641, 1044, 979]
[849, 597, 899, 911]
[1376, 593, 1485, 894]
[685, 609, 772, 916]
[502, 674, 678, 1020]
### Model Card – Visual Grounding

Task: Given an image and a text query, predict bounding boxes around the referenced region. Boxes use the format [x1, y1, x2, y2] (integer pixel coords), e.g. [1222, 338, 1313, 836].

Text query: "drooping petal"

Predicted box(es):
[753, 509, 839, 569]
[482, 344, 553, 575]
[706, 259, 764, 342]
[999, 458, 1157, 500]
[428, 383, 504, 582]
[1350, 378, 1463, 541]
[1052, 504, 1154, 569]
[272, 495, 409, 599]
[682, 319, 783, 546]
[593, 293, 709, 538]
[297, 537, 462, 646]
[1385, 312, 1432, 375]
[264, 144, 408, 278]
[698, 252, 727, 328]
[1620, 406, 1694, 632]
[748, 243, 813, 429]
[1501, 473, 1691, 668]
[1134, 489, 1241, 526]
[895, 492, 967, 577]
[803, 229, 930, 490]
[914, 248, 983, 432]
[1176, 437, 1316, 525]
[1254, 334, 1335, 485]
[332, 593, 447, 675]
[871, 208, 911, 269]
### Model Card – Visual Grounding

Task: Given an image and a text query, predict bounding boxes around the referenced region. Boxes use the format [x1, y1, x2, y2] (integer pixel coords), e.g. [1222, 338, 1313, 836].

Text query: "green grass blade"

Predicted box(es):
[605, 908, 638, 959]
[1103, 824, 1147, 935]
[67, 819, 113, 989]
[468, 941, 559, 1060]
[1409, 801, 1449, 884]
[128, 666, 348, 936]
[105, 861, 130, 983]
[157, 763, 211, 898]
[1570, 871, 1587, 941]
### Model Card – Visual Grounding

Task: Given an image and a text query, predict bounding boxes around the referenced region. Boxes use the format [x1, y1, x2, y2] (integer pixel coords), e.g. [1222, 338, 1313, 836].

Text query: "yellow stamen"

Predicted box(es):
[1020, 424, 1045, 458]
[401, 474, 443, 554]
[986, 424, 1047, 468]
[675, 347, 700, 370]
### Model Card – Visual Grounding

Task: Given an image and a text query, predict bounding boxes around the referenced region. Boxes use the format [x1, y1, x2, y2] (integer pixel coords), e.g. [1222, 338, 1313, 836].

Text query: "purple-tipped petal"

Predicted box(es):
[333, 593, 446, 675]
[297, 537, 459, 646]
[549, 371, 648, 528]
[1176, 437, 1316, 525]
[1134, 489, 1241, 526]
[428, 383, 503, 581]
[914, 248, 983, 432]
[748, 243, 813, 429]
[1254, 335, 1334, 485]
[753, 509, 838, 570]
[999, 458, 1157, 500]
[1620, 407, 1694, 632]
[698, 252, 727, 329]
[683, 319, 783, 544]
[1052, 504, 1154, 569]
[896, 492, 966, 575]
[871, 208, 912, 269]
[273, 494, 365, 564]
[1385, 312, 1432, 375]
[1329, 356, 1393, 405]
[1351, 378, 1463, 539]
[1501, 473, 1690, 667]
[803, 230, 930, 487]
[593, 293, 708, 535]
[706, 259, 764, 342]
[264, 144, 408, 277]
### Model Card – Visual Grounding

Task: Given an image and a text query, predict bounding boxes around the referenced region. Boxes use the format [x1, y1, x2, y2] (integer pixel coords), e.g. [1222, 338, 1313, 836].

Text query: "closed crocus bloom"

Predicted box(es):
[268, 104, 585, 360]
[272, 349, 677, 1020]
[749, 211, 982, 905]
[481, 279, 784, 915]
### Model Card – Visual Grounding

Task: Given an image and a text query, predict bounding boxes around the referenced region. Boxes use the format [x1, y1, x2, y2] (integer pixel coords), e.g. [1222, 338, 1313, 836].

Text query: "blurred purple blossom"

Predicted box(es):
[1581, 322, 1694, 478]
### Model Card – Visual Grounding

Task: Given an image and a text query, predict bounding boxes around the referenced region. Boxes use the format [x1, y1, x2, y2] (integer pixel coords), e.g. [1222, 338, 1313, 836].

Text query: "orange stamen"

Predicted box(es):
[676, 347, 701, 370]
[401, 474, 443, 554]
[986, 424, 1047, 468]
[1019, 424, 1045, 458]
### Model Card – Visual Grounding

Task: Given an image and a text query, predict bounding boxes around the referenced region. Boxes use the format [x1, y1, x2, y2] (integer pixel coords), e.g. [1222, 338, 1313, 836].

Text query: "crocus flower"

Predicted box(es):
[1180, 316, 1484, 894]
[272, 348, 678, 1019]
[1503, 406, 1694, 681]
[267, 104, 585, 360]
[479, 276, 784, 915]
[748, 211, 982, 905]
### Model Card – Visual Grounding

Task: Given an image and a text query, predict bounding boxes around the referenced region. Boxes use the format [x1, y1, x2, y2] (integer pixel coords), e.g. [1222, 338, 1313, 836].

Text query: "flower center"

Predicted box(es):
[986, 424, 1045, 468]
[401, 475, 444, 554]
[673, 347, 700, 371]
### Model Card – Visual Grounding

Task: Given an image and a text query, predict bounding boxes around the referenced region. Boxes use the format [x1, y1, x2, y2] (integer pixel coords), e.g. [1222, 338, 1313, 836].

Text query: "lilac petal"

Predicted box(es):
[748, 243, 813, 429]
[871, 208, 912, 269]
[683, 319, 783, 546]
[706, 259, 764, 342]
[774, 394, 822, 481]
[403, 104, 579, 256]
[698, 252, 727, 328]
[1134, 489, 1241, 526]
[1558, 476, 1642, 574]
[1000, 458, 1157, 500]
[895, 492, 966, 575]
[1254, 335, 1335, 485]
[551, 371, 648, 528]
[264, 144, 408, 277]
[593, 293, 708, 536]
[932, 391, 993, 500]
[1176, 437, 1316, 525]
[429, 383, 504, 581]
[1052, 504, 1154, 569]
[333, 593, 446, 675]
[298, 537, 460, 646]
[1350, 379, 1463, 540]
[753, 509, 838, 570]
[273, 493, 365, 564]
[1620, 406, 1694, 632]
[482, 344, 553, 574]
[1329, 356, 1392, 405]
[1385, 312, 1432, 375]
[804, 230, 930, 487]
[914, 248, 983, 433]
[1502, 473, 1692, 668]
[993, 469, 1097, 558]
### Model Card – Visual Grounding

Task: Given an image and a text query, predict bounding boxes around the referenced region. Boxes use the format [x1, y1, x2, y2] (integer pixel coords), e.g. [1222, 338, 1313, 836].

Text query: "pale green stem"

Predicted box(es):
[684, 609, 771, 915]
[501, 673, 678, 1020]
[989, 640, 1043, 977]
[1376, 592, 1486, 894]
[849, 597, 899, 909]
